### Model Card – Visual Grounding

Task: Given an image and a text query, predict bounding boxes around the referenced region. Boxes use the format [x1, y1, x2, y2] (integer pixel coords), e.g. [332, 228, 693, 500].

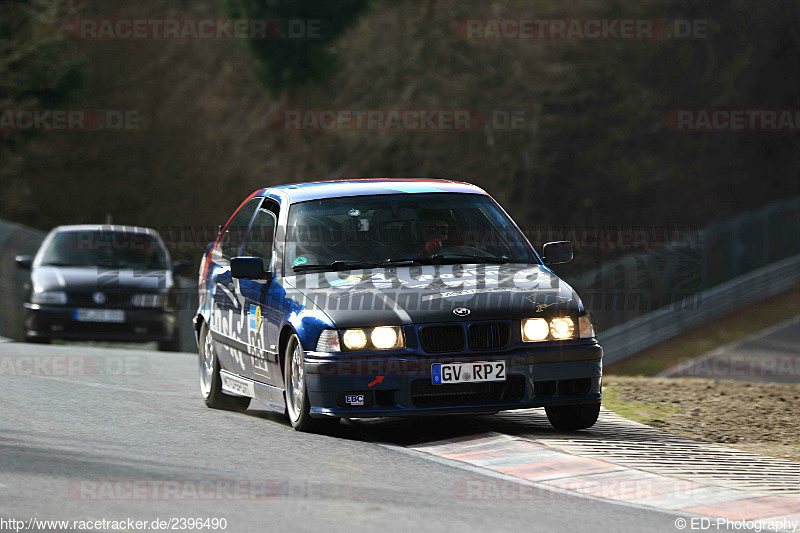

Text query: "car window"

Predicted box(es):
[241, 205, 277, 264]
[220, 197, 262, 260]
[39, 230, 168, 270]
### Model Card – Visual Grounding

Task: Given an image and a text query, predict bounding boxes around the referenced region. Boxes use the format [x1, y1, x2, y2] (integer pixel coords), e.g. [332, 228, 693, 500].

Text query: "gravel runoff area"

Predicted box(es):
[603, 376, 800, 463]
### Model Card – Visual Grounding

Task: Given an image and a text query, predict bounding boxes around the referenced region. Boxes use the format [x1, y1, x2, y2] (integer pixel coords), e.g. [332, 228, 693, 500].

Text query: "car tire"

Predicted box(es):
[198, 323, 250, 411]
[158, 334, 181, 352]
[284, 333, 338, 432]
[545, 402, 600, 431]
[24, 335, 51, 344]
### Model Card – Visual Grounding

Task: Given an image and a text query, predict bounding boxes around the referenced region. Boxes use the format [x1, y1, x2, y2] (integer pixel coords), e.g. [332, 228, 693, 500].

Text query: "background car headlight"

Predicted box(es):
[550, 317, 575, 339]
[342, 329, 368, 350]
[522, 318, 549, 342]
[371, 327, 400, 349]
[316, 329, 341, 352]
[31, 290, 67, 305]
[131, 293, 167, 307]
[579, 315, 595, 338]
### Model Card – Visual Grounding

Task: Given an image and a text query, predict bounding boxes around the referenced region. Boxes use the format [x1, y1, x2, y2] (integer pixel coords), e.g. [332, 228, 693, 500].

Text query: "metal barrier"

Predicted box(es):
[563, 195, 800, 333]
[0, 220, 45, 340]
[598, 253, 800, 365]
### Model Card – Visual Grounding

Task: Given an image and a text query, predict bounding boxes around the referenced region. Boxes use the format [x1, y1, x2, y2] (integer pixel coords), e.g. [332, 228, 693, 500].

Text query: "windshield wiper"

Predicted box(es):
[427, 254, 510, 265]
[293, 260, 384, 272]
[293, 258, 435, 272]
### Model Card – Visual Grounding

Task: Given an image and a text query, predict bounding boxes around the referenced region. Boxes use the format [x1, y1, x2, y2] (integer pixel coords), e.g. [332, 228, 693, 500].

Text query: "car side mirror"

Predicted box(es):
[231, 256, 270, 280]
[542, 241, 573, 265]
[15, 255, 33, 270]
[172, 260, 191, 276]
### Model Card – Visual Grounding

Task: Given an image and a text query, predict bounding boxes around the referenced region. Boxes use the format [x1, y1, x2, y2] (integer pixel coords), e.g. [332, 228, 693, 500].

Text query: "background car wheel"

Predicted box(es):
[158, 334, 181, 352]
[24, 335, 51, 344]
[284, 333, 338, 433]
[545, 402, 600, 431]
[198, 323, 250, 411]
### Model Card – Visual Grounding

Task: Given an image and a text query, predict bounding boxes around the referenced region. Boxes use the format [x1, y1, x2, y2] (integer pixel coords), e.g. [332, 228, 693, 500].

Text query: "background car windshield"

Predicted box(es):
[285, 193, 538, 270]
[39, 231, 168, 270]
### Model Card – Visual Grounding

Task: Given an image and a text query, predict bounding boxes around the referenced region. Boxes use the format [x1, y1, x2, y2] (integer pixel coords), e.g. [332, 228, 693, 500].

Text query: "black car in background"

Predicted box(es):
[15, 225, 189, 351]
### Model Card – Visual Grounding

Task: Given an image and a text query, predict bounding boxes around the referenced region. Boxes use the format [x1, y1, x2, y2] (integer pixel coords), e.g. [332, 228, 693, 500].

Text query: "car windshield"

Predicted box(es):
[285, 193, 538, 273]
[39, 230, 168, 270]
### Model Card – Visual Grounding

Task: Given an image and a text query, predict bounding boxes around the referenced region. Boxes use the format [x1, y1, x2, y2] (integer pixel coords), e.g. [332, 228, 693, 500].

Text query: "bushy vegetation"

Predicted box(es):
[1, 0, 797, 253]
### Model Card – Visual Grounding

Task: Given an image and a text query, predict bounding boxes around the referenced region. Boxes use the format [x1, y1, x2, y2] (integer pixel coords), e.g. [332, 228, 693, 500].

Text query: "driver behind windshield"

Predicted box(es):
[415, 217, 451, 258]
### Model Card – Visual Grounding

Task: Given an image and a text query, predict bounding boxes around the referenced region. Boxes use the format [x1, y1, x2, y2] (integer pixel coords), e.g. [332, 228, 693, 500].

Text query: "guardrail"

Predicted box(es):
[0, 220, 45, 340]
[598, 253, 800, 365]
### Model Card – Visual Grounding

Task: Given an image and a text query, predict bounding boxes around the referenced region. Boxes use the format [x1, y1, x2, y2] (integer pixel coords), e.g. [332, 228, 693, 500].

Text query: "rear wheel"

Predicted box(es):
[24, 335, 51, 344]
[545, 402, 600, 431]
[284, 333, 337, 432]
[158, 334, 181, 352]
[199, 323, 250, 411]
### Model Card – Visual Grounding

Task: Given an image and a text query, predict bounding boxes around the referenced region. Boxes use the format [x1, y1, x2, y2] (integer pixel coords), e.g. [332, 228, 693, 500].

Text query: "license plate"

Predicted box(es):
[431, 361, 506, 385]
[73, 309, 126, 323]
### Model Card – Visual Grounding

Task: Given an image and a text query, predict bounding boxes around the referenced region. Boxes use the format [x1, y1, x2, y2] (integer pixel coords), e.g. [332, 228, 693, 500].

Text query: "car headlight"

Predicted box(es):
[341, 327, 404, 351]
[550, 317, 574, 339]
[131, 293, 167, 308]
[521, 318, 549, 342]
[371, 327, 400, 349]
[31, 290, 67, 305]
[521, 317, 579, 341]
[579, 315, 595, 338]
[316, 329, 341, 352]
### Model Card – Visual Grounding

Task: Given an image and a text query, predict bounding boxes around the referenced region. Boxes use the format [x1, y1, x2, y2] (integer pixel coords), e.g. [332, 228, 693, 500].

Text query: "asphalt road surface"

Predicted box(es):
[0, 342, 684, 532]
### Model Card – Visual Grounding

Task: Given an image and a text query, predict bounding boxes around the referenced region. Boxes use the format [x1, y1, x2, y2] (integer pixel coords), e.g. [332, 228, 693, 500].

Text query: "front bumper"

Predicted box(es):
[304, 341, 602, 417]
[24, 303, 177, 342]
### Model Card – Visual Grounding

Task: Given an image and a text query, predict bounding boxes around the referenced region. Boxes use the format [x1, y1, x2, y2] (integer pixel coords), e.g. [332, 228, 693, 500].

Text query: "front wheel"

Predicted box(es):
[198, 323, 250, 411]
[284, 333, 337, 432]
[545, 402, 600, 431]
[24, 333, 51, 344]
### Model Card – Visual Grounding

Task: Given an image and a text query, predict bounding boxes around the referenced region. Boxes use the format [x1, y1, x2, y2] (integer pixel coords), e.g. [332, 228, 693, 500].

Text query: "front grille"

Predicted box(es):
[68, 291, 134, 308]
[410, 375, 525, 407]
[468, 322, 510, 351]
[418, 325, 465, 353]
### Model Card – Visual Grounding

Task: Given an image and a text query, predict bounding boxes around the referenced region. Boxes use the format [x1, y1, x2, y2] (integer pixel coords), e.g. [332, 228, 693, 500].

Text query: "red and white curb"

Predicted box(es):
[396, 410, 800, 527]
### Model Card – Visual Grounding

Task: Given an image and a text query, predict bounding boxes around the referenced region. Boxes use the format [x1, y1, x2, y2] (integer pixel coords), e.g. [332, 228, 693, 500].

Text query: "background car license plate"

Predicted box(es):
[73, 309, 126, 323]
[431, 362, 506, 384]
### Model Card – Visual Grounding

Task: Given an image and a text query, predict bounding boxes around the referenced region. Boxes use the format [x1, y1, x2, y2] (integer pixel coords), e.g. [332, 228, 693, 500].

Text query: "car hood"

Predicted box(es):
[32, 266, 172, 292]
[284, 263, 583, 328]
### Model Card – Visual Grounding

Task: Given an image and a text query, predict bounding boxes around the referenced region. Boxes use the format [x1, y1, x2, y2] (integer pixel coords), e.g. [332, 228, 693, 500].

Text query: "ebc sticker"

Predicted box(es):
[345, 394, 365, 406]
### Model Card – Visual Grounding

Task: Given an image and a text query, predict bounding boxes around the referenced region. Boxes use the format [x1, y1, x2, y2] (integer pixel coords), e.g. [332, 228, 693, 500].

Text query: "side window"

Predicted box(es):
[220, 197, 262, 260]
[242, 202, 278, 265]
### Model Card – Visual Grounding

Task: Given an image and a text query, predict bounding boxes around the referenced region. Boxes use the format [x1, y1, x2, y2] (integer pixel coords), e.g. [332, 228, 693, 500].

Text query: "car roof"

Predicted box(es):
[261, 178, 488, 203]
[51, 224, 159, 236]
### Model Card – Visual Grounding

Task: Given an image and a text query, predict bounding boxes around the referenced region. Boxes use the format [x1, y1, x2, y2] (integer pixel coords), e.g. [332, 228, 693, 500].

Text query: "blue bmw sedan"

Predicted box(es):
[195, 179, 602, 432]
